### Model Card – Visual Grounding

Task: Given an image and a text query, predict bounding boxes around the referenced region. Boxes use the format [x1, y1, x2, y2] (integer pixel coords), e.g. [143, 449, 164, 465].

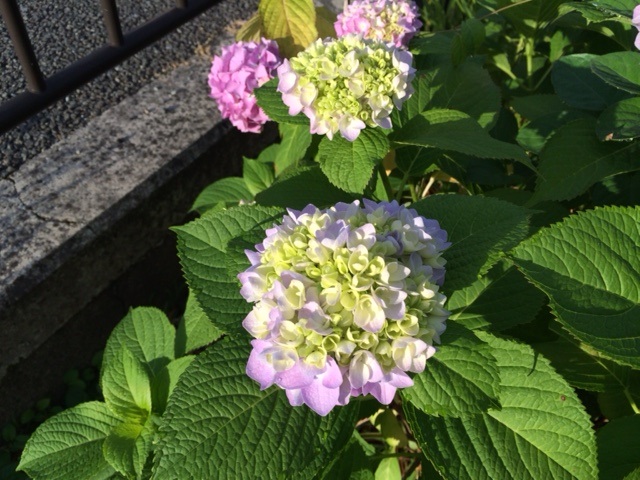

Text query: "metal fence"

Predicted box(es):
[0, 0, 222, 135]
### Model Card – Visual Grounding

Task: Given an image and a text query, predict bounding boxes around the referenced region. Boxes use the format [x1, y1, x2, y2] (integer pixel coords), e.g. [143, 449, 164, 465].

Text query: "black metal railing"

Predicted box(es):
[0, 0, 222, 135]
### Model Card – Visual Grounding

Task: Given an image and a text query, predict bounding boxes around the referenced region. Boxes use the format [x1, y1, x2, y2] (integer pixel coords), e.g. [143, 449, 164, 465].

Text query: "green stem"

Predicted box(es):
[525, 38, 534, 89]
[624, 388, 640, 415]
[395, 170, 411, 202]
[403, 458, 420, 480]
[378, 163, 394, 201]
[478, 0, 534, 20]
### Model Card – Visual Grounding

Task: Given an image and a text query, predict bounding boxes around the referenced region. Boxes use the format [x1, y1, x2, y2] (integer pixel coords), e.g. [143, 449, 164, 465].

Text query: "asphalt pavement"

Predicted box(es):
[0, 0, 257, 178]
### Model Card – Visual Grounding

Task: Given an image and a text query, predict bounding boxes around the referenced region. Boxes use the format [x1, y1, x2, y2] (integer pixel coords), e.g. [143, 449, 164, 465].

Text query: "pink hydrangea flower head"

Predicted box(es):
[633, 5, 640, 50]
[208, 38, 282, 133]
[239, 200, 450, 416]
[276, 35, 416, 142]
[335, 0, 423, 48]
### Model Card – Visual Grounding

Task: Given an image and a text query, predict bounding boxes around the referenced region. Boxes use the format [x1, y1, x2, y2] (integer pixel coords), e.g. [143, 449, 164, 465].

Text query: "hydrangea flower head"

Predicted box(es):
[238, 200, 450, 416]
[335, 0, 423, 48]
[634, 5, 640, 50]
[277, 35, 415, 141]
[208, 38, 282, 133]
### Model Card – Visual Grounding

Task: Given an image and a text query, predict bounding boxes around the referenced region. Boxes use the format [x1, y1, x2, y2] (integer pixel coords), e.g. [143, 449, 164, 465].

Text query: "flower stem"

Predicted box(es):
[378, 163, 395, 201]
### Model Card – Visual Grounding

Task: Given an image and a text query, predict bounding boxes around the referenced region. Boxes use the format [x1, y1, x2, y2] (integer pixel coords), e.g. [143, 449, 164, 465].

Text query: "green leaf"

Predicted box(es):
[154, 336, 358, 479]
[511, 94, 567, 122]
[375, 458, 401, 480]
[103, 419, 155, 479]
[597, 415, 640, 480]
[391, 73, 433, 129]
[511, 205, 640, 369]
[315, 6, 336, 39]
[530, 117, 640, 204]
[254, 78, 310, 125]
[18, 402, 120, 480]
[235, 13, 263, 42]
[191, 177, 252, 214]
[559, 1, 635, 24]
[516, 109, 592, 154]
[533, 335, 639, 393]
[426, 61, 501, 129]
[402, 323, 501, 417]
[596, 98, 640, 141]
[152, 356, 196, 414]
[175, 290, 223, 357]
[122, 348, 152, 414]
[480, 0, 566, 35]
[102, 307, 175, 377]
[243, 157, 274, 196]
[318, 129, 390, 194]
[391, 109, 531, 168]
[174, 205, 282, 335]
[406, 334, 598, 480]
[259, 0, 317, 58]
[255, 165, 356, 209]
[411, 194, 533, 290]
[315, 433, 376, 480]
[395, 146, 436, 176]
[447, 260, 546, 331]
[591, 52, 640, 94]
[275, 123, 313, 174]
[551, 54, 632, 111]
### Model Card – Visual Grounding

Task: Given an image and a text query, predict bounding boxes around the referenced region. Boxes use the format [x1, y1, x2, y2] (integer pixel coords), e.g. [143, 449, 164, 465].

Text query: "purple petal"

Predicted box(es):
[321, 358, 344, 389]
[300, 380, 341, 416]
[286, 388, 304, 406]
[274, 360, 319, 389]
[246, 340, 277, 390]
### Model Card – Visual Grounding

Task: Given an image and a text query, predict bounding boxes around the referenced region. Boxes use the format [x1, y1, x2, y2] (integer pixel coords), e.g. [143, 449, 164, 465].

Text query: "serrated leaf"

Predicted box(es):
[103, 419, 155, 479]
[276, 123, 313, 174]
[315, 6, 336, 38]
[101, 347, 151, 422]
[591, 51, 640, 94]
[102, 307, 175, 377]
[426, 62, 501, 129]
[255, 165, 356, 209]
[259, 0, 317, 58]
[391, 73, 434, 129]
[511, 94, 567, 122]
[122, 348, 152, 414]
[255, 78, 310, 125]
[411, 195, 533, 290]
[596, 98, 640, 141]
[511, 205, 640, 368]
[235, 13, 263, 42]
[152, 356, 196, 414]
[530, 117, 640, 204]
[559, 1, 635, 24]
[552, 54, 632, 111]
[174, 206, 282, 335]
[395, 146, 436, 176]
[597, 415, 640, 480]
[314, 433, 376, 480]
[402, 323, 501, 417]
[243, 157, 274, 196]
[448, 260, 546, 331]
[318, 129, 390, 194]
[175, 290, 223, 357]
[406, 334, 598, 480]
[154, 336, 358, 479]
[533, 336, 638, 393]
[191, 177, 252, 214]
[482, 0, 568, 35]
[391, 109, 531, 168]
[18, 402, 120, 480]
[516, 109, 592, 154]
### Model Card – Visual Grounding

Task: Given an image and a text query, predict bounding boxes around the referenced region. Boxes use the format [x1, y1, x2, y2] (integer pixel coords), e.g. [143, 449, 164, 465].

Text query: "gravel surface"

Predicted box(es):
[0, 0, 257, 178]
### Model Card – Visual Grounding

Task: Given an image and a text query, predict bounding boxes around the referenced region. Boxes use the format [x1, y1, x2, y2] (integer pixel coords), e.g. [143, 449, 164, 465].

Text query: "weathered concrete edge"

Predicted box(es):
[0, 29, 276, 379]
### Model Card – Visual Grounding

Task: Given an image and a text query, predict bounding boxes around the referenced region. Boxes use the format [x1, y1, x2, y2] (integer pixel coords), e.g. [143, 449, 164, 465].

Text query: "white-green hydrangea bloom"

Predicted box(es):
[239, 200, 449, 416]
[277, 35, 415, 141]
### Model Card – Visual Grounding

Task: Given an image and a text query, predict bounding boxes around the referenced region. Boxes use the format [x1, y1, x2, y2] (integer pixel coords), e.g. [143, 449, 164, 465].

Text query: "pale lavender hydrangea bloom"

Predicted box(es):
[208, 38, 282, 133]
[335, 0, 423, 48]
[277, 35, 415, 141]
[634, 5, 640, 50]
[238, 200, 450, 416]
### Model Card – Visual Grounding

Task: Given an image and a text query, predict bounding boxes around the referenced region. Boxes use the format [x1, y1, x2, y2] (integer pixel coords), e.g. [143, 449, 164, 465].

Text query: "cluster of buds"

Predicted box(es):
[208, 38, 282, 133]
[277, 35, 415, 141]
[335, 0, 423, 48]
[238, 200, 450, 415]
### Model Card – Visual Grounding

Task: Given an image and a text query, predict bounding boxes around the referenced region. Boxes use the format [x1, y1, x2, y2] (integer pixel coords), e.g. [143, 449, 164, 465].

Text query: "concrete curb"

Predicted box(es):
[0, 29, 277, 393]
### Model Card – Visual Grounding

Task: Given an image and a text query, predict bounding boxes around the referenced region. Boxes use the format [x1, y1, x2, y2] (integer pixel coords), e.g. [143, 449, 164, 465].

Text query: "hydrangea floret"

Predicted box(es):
[634, 5, 640, 50]
[238, 200, 450, 416]
[208, 38, 282, 133]
[335, 0, 423, 48]
[277, 35, 415, 141]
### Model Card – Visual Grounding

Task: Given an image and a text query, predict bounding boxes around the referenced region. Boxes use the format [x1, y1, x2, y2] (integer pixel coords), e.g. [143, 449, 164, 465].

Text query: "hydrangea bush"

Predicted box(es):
[17, 0, 640, 479]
